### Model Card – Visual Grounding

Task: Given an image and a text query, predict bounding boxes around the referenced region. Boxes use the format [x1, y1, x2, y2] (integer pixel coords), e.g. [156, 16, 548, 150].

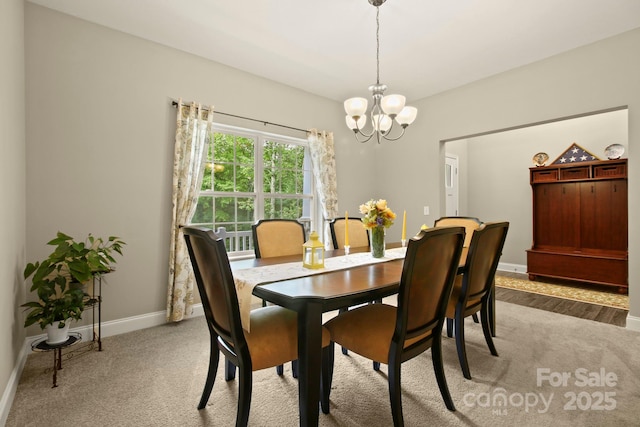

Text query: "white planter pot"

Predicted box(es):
[45, 320, 71, 345]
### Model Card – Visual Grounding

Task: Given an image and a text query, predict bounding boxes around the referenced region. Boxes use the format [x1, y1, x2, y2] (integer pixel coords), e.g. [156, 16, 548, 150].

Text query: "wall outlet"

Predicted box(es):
[423, 206, 429, 215]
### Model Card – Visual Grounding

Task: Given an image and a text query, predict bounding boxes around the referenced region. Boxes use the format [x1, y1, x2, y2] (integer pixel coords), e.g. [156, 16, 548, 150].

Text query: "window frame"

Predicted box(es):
[189, 123, 320, 258]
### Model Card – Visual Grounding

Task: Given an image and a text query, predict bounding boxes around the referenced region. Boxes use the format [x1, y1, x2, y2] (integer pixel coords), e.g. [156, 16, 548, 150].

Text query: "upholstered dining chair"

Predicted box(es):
[252, 218, 306, 259]
[182, 226, 334, 424]
[444, 221, 509, 380]
[434, 216, 483, 324]
[433, 216, 482, 248]
[325, 226, 466, 425]
[329, 217, 370, 250]
[251, 218, 306, 377]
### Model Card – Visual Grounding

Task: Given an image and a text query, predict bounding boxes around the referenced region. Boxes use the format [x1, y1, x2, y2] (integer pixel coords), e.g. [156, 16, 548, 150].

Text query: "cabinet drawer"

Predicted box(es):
[594, 163, 626, 178]
[560, 166, 589, 180]
[531, 169, 558, 182]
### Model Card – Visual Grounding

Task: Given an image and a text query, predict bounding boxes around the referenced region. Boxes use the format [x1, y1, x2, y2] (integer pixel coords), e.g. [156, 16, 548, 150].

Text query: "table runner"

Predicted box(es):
[234, 247, 407, 331]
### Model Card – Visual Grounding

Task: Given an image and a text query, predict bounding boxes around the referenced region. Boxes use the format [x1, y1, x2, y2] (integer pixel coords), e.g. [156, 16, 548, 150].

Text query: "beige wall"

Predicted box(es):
[376, 28, 640, 326]
[23, 3, 372, 335]
[0, 0, 27, 418]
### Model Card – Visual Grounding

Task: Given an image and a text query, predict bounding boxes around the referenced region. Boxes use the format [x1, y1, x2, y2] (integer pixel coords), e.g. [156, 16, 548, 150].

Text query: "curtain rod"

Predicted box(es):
[171, 100, 309, 134]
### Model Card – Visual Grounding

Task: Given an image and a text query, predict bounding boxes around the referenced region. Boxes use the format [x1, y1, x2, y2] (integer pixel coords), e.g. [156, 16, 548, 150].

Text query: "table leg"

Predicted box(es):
[297, 302, 323, 427]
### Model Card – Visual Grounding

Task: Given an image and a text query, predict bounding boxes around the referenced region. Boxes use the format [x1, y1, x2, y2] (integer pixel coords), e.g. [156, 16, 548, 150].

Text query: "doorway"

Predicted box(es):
[445, 154, 459, 216]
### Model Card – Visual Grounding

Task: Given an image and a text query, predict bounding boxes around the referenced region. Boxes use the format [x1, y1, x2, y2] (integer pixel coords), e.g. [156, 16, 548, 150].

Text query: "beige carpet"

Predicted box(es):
[494, 275, 629, 310]
[7, 301, 640, 427]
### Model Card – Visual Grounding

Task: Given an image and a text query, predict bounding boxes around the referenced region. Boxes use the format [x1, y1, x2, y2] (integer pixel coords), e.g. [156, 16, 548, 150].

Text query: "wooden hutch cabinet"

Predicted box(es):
[526, 159, 628, 292]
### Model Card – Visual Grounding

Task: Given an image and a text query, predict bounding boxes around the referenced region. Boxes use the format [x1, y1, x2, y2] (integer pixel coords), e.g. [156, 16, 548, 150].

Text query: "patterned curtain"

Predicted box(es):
[166, 100, 213, 322]
[307, 129, 339, 247]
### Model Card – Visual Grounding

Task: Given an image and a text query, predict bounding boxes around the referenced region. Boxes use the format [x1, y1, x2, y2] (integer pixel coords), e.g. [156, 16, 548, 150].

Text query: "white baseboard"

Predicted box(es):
[625, 313, 640, 332]
[0, 344, 29, 427]
[497, 262, 527, 275]
[1, 303, 204, 425]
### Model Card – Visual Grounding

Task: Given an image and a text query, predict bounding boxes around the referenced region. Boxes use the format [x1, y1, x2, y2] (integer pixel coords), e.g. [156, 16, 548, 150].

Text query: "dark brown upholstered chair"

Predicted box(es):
[445, 222, 509, 380]
[252, 219, 306, 259]
[183, 227, 334, 424]
[329, 217, 370, 249]
[325, 226, 466, 425]
[251, 218, 307, 376]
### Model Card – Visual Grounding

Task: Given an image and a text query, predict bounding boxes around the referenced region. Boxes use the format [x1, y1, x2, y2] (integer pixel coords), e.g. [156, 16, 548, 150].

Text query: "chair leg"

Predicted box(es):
[276, 364, 284, 376]
[292, 360, 299, 378]
[225, 357, 236, 381]
[488, 285, 496, 337]
[320, 342, 335, 414]
[432, 335, 456, 411]
[446, 318, 453, 338]
[472, 313, 479, 323]
[373, 361, 381, 371]
[237, 364, 252, 427]
[454, 312, 472, 380]
[387, 353, 404, 427]
[198, 340, 220, 409]
[481, 305, 499, 356]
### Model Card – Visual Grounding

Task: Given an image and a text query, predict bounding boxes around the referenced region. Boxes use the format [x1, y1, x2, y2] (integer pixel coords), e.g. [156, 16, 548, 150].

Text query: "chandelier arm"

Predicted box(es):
[352, 130, 376, 144]
[379, 125, 407, 142]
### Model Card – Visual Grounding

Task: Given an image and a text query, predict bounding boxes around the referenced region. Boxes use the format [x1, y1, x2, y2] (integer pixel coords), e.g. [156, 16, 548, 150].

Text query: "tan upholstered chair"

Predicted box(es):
[434, 216, 482, 248]
[252, 219, 306, 259]
[329, 217, 370, 249]
[251, 218, 307, 376]
[445, 222, 509, 380]
[325, 226, 466, 425]
[182, 226, 334, 424]
[435, 216, 483, 324]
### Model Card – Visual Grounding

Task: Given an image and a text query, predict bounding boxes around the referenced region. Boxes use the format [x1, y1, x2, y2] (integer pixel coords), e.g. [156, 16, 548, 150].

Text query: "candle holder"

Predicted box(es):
[344, 245, 350, 256]
[401, 239, 407, 248]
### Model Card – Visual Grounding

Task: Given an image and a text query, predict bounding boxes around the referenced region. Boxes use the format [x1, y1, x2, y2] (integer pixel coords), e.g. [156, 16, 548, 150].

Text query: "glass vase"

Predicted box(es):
[370, 226, 385, 258]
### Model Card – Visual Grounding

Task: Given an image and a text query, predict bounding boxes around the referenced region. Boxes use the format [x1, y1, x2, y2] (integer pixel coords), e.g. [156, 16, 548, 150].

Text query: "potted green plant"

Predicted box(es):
[22, 232, 125, 344]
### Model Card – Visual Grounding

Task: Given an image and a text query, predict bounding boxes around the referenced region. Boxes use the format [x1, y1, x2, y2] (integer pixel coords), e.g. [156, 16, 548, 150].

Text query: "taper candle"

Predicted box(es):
[402, 210, 407, 240]
[344, 211, 350, 247]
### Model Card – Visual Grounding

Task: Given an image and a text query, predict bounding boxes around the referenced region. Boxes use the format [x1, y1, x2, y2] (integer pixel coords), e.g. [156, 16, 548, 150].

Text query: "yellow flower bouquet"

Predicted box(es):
[359, 199, 396, 258]
[359, 199, 396, 229]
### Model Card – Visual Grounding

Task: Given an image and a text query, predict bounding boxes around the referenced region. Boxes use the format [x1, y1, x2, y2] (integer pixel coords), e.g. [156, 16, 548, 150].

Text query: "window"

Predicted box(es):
[190, 123, 316, 256]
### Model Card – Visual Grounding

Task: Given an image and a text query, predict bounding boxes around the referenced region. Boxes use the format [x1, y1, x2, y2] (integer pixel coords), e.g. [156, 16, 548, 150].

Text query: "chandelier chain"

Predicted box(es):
[376, 6, 380, 85]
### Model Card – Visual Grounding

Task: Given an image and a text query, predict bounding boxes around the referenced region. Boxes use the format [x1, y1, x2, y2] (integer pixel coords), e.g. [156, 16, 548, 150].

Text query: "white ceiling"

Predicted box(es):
[28, 0, 640, 103]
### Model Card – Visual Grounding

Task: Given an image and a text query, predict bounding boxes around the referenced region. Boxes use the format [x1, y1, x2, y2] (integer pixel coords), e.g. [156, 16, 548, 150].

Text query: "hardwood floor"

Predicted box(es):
[494, 283, 628, 327]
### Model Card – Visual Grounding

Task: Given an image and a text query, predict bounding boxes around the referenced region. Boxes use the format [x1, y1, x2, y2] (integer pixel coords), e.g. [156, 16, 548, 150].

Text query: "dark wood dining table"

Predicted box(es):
[229, 243, 492, 427]
[231, 245, 403, 426]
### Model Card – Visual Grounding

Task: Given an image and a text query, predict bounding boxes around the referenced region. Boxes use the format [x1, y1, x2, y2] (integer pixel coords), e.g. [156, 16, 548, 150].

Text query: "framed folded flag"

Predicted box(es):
[551, 142, 599, 164]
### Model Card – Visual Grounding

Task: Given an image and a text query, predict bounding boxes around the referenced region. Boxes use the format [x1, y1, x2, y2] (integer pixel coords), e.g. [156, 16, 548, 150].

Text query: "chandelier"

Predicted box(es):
[344, 0, 417, 144]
